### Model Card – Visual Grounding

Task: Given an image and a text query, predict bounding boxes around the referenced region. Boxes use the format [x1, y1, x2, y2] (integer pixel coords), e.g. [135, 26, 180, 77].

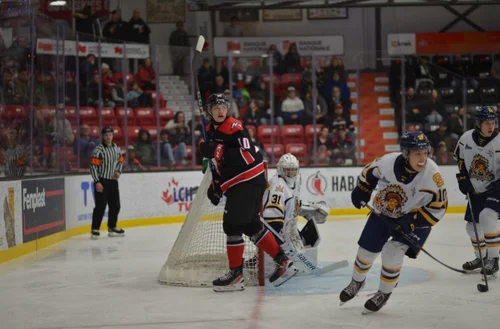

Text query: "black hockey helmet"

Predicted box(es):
[207, 93, 230, 122]
[101, 126, 114, 135]
[400, 131, 431, 158]
[474, 106, 497, 131]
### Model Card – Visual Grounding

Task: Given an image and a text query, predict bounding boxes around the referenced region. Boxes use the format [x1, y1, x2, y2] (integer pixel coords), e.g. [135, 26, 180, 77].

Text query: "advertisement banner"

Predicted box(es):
[22, 178, 65, 243]
[0, 181, 23, 251]
[387, 32, 500, 55]
[36, 39, 150, 59]
[213, 36, 344, 57]
[65, 175, 107, 229]
[39, 0, 109, 24]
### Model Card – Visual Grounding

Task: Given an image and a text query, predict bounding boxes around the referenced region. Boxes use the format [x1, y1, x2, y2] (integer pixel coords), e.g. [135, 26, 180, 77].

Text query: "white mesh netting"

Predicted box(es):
[158, 170, 261, 287]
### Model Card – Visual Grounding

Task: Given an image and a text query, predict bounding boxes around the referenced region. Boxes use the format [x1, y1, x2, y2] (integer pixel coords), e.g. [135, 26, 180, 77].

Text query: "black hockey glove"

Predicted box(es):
[207, 182, 223, 206]
[351, 180, 372, 209]
[200, 142, 224, 161]
[456, 173, 474, 195]
[392, 212, 416, 236]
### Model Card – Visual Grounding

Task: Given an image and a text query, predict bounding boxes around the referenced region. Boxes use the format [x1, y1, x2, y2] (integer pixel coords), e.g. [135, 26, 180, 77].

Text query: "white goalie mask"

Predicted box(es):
[277, 153, 300, 189]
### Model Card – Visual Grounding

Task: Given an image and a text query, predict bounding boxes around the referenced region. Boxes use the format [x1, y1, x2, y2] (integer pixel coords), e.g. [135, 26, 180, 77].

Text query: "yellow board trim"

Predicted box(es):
[0, 206, 467, 265]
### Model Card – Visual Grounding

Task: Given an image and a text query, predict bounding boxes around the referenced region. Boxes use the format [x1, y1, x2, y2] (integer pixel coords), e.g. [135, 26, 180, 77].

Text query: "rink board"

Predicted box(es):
[0, 165, 464, 263]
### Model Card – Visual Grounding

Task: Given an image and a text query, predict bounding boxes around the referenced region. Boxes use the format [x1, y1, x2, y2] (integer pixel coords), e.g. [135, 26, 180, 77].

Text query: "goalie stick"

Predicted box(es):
[361, 202, 466, 274]
[259, 217, 348, 276]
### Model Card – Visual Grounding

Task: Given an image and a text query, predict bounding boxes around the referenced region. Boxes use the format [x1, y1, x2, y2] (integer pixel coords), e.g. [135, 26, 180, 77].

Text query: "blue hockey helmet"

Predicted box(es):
[400, 131, 431, 158]
[474, 106, 497, 130]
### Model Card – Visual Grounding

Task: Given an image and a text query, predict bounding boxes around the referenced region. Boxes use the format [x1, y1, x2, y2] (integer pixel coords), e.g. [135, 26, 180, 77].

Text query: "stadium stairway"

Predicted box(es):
[348, 72, 399, 165]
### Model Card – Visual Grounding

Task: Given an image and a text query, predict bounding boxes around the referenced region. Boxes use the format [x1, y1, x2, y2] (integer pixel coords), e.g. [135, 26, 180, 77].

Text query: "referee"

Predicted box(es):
[90, 126, 125, 240]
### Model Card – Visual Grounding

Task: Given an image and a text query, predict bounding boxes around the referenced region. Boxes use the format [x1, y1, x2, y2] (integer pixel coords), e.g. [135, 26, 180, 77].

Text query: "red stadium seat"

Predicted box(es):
[101, 107, 117, 125]
[126, 126, 141, 143]
[158, 108, 175, 126]
[135, 107, 155, 126]
[5, 105, 25, 120]
[186, 145, 192, 161]
[80, 107, 97, 126]
[146, 90, 167, 107]
[305, 124, 322, 145]
[281, 73, 302, 92]
[281, 124, 304, 144]
[37, 106, 56, 119]
[285, 143, 308, 163]
[89, 126, 100, 138]
[65, 107, 77, 125]
[143, 125, 158, 140]
[264, 143, 285, 158]
[260, 74, 281, 92]
[257, 125, 280, 144]
[112, 126, 123, 144]
[116, 107, 135, 126]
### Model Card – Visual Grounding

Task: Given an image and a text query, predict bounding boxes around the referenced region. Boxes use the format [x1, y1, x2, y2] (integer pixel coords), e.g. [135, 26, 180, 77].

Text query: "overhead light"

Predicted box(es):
[49, 0, 67, 6]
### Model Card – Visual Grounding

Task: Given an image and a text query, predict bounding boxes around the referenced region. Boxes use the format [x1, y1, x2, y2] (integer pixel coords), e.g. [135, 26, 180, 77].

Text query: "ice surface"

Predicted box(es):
[1, 214, 499, 329]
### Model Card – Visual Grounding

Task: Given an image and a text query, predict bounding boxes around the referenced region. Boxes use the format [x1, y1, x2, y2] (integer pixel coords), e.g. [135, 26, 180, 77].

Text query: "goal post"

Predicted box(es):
[158, 168, 265, 287]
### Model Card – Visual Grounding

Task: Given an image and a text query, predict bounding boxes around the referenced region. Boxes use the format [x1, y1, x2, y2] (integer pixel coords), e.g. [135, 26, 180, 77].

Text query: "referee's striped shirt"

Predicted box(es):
[90, 143, 123, 182]
[3, 144, 27, 177]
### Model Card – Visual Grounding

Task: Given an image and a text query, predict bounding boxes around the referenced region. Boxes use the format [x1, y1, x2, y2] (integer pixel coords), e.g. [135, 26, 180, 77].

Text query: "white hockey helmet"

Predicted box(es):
[277, 153, 300, 188]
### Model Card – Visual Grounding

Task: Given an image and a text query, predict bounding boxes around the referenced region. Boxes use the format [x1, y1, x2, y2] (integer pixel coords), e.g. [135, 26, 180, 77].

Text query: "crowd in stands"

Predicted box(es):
[197, 46, 357, 166]
[389, 54, 500, 165]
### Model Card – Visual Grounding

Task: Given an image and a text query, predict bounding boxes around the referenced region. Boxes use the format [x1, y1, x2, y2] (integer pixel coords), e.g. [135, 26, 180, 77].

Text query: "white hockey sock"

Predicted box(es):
[479, 208, 500, 259]
[466, 222, 486, 258]
[379, 240, 408, 294]
[352, 247, 378, 282]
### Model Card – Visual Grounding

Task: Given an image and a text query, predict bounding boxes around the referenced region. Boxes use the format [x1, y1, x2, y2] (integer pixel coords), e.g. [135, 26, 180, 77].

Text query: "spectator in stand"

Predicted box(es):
[111, 79, 125, 107]
[311, 126, 334, 165]
[128, 9, 151, 44]
[187, 110, 204, 144]
[428, 122, 454, 151]
[169, 21, 190, 76]
[301, 60, 325, 97]
[328, 85, 351, 117]
[415, 56, 435, 81]
[198, 58, 217, 97]
[136, 58, 156, 91]
[233, 58, 259, 91]
[13, 70, 29, 105]
[323, 71, 350, 102]
[125, 145, 147, 171]
[0, 124, 7, 151]
[103, 10, 127, 41]
[253, 80, 270, 111]
[133, 129, 156, 166]
[406, 107, 426, 125]
[158, 129, 175, 168]
[74, 5, 101, 41]
[165, 111, 189, 165]
[425, 107, 444, 125]
[331, 123, 355, 165]
[490, 56, 500, 100]
[232, 83, 251, 109]
[329, 103, 354, 132]
[424, 89, 445, 114]
[223, 16, 243, 37]
[247, 126, 267, 160]
[48, 110, 74, 146]
[242, 99, 265, 126]
[74, 124, 99, 169]
[87, 72, 114, 108]
[283, 43, 301, 74]
[448, 107, 474, 139]
[261, 44, 282, 75]
[324, 57, 345, 82]
[223, 89, 240, 118]
[79, 54, 97, 88]
[434, 141, 455, 165]
[304, 87, 328, 124]
[9, 36, 29, 70]
[20, 110, 46, 150]
[127, 82, 153, 108]
[213, 75, 227, 94]
[280, 86, 304, 124]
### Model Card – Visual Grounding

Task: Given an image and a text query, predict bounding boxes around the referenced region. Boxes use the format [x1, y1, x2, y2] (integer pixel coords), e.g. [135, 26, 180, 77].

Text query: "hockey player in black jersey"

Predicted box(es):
[199, 93, 298, 292]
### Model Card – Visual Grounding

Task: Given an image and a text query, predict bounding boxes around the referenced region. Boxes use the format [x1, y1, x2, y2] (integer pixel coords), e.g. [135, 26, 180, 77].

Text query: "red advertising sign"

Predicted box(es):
[415, 32, 500, 54]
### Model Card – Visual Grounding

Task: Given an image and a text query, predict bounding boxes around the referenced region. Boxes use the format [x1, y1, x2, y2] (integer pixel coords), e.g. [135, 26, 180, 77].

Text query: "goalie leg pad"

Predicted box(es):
[479, 207, 500, 257]
[379, 240, 407, 294]
[466, 222, 486, 258]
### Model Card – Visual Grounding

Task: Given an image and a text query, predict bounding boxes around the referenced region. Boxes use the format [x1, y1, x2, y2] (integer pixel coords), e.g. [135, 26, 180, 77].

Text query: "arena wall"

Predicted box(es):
[0, 165, 464, 264]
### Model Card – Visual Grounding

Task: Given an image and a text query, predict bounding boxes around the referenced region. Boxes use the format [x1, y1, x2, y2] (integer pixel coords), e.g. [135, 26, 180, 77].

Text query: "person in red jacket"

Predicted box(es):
[136, 58, 156, 91]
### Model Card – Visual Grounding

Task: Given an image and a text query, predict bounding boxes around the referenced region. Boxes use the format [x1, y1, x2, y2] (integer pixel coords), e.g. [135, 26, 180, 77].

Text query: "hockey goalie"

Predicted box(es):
[260, 153, 330, 276]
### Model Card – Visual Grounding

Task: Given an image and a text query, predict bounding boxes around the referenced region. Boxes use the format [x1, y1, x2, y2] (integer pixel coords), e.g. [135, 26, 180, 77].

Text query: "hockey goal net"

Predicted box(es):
[158, 169, 264, 287]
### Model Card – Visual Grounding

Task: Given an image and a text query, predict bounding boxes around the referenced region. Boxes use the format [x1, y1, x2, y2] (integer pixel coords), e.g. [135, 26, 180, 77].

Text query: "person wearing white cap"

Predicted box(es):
[280, 86, 305, 124]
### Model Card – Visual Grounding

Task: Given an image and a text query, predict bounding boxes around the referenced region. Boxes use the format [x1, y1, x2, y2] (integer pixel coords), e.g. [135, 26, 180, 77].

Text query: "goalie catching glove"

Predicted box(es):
[298, 201, 330, 224]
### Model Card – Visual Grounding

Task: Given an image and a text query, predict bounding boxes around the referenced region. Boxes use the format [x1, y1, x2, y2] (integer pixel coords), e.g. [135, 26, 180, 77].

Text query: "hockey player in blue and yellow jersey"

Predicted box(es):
[339, 131, 447, 314]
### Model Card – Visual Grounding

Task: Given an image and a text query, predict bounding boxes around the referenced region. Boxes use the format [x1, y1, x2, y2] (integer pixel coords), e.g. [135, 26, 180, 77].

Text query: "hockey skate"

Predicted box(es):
[480, 257, 499, 280]
[108, 227, 125, 237]
[339, 279, 365, 305]
[269, 250, 298, 287]
[363, 291, 392, 314]
[462, 257, 487, 272]
[213, 266, 245, 292]
[90, 230, 100, 240]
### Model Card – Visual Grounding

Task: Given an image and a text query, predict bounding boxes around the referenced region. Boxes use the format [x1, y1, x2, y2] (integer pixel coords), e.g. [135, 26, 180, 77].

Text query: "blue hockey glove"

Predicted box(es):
[456, 173, 474, 195]
[351, 180, 372, 209]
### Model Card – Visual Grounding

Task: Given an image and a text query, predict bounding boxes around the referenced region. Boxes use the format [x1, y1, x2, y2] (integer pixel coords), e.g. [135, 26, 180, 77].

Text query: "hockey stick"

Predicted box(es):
[467, 193, 489, 292]
[361, 202, 467, 274]
[258, 216, 348, 276]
